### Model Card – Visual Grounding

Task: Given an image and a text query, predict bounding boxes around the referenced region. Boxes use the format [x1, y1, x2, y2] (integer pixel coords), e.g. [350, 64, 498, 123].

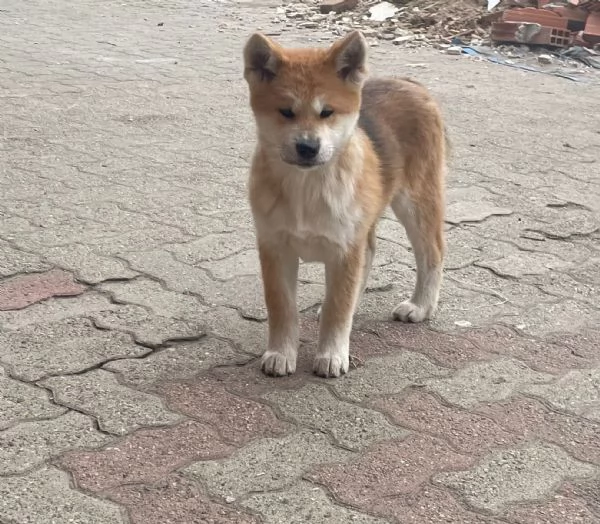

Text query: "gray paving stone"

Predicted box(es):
[99, 277, 207, 318]
[104, 337, 246, 388]
[331, 351, 451, 403]
[0, 411, 111, 475]
[198, 306, 266, 356]
[0, 369, 66, 430]
[0, 239, 50, 277]
[90, 304, 204, 347]
[242, 481, 387, 524]
[40, 369, 182, 435]
[201, 249, 261, 280]
[0, 318, 148, 382]
[435, 443, 598, 512]
[167, 230, 256, 264]
[475, 251, 570, 279]
[0, 293, 118, 330]
[0, 466, 126, 524]
[263, 384, 407, 450]
[184, 430, 352, 499]
[425, 359, 554, 408]
[43, 244, 138, 284]
[522, 368, 600, 421]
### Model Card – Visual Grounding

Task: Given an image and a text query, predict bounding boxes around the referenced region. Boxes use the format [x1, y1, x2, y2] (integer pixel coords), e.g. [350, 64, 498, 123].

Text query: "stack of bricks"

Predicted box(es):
[491, 0, 600, 47]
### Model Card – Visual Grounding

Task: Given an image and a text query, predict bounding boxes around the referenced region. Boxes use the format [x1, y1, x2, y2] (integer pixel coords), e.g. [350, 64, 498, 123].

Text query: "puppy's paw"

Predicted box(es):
[392, 301, 430, 323]
[313, 352, 349, 378]
[316, 304, 322, 320]
[261, 350, 296, 377]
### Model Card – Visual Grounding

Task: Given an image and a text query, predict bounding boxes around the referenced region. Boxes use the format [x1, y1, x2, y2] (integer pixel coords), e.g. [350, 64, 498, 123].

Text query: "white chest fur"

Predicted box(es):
[257, 165, 363, 263]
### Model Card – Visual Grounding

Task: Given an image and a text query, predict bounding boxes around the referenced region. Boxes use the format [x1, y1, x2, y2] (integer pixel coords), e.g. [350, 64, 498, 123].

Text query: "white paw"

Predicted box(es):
[261, 350, 296, 377]
[392, 301, 430, 323]
[313, 353, 349, 378]
[316, 304, 322, 320]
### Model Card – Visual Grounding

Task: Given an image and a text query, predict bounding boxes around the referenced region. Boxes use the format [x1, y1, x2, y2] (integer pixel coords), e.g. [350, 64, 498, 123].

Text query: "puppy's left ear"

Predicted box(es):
[329, 31, 368, 86]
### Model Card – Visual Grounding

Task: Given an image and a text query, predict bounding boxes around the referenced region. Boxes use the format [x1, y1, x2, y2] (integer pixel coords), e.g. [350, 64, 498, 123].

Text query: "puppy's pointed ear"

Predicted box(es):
[329, 31, 368, 86]
[244, 33, 282, 83]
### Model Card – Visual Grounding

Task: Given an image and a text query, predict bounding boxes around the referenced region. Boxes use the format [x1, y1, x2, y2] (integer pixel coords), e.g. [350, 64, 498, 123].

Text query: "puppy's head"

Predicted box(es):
[243, 31, 368, 169]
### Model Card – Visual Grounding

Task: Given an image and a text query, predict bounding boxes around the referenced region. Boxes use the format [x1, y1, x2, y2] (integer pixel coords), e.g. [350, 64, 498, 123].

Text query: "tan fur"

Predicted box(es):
[243, 31, 446, 378]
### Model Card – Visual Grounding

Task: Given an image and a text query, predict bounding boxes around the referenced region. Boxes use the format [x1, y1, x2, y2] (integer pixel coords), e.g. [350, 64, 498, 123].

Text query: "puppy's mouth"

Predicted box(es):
[288, 158, 326, 169]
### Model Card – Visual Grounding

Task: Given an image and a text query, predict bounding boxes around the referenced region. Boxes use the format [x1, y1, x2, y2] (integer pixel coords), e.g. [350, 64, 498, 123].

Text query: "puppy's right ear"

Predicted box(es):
[243, 33, 282, 83]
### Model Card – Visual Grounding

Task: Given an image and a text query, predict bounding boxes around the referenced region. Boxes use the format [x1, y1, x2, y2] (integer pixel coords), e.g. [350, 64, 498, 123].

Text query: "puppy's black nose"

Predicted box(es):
[295, 138, 320, 160]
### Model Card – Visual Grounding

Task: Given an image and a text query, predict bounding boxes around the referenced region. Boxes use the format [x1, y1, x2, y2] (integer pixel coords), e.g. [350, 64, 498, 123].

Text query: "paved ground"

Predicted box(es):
[1, 0, 600, 522]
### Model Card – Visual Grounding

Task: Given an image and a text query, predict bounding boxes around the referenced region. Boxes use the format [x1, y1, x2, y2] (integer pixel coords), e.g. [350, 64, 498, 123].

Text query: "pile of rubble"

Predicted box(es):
[274, 0, 600, 52]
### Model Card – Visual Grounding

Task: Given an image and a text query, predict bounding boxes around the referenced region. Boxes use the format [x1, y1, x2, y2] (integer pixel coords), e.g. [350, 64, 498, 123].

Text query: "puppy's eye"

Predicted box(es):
[279, 108, 295, 119]
[320, 108, 334, 119]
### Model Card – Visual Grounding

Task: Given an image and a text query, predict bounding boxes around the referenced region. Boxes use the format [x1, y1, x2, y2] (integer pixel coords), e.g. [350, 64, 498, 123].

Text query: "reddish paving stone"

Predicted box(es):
[372, 390, 522, 455]
[463, 325, 598, 374]
[559, 479, 600, 517]
[365, 485, 502, 524]
[477, 397, 600, 464]
[0, 269, 86, 310]
[357, 322, 491, 368]
[209, 354, 314, 398]
[546, 330, 600, 365]
[156, 376, 288, 445]
[504, 493, 598, 524]
[59, 421, 233, 493]
[307, 435, 474, 520]
[107, 474, 259, 524]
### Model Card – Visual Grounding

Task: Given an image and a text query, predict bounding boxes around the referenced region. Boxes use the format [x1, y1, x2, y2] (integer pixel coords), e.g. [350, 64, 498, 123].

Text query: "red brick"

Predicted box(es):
[156, 376, 288, 445]
[463, 325, 598, 374]
[0, 269, 86, 310]
[372, 391, 522, 455]
[307, 435, 474, 520]
[477, 397, 600, 464]
[107, 474, 259, 524]
[59, 421, 233, 493]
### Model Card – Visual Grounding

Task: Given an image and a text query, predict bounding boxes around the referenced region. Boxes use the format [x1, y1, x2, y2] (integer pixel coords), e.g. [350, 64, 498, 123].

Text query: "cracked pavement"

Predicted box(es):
[1, 0, 600, 522]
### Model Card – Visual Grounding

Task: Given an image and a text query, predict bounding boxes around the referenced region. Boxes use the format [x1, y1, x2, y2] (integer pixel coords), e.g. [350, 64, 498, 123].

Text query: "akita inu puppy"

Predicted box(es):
[243, 31, 446, 378]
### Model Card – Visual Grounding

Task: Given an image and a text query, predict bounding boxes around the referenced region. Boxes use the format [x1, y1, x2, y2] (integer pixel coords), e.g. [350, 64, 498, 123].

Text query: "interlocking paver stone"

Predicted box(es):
[521, 368, 600, 421]
[425, 358, 554, 408]
[41, 369, 182, 435]
[0, 318, 148, 381]
[104, 337, 245, 388]
[106, 474, 259, 524]
[0, 466, 126, 524]
[0, 411, 110, 475]
[0, 268, 86, 310]
[91, 304, 205, 347]
[0, 292, 118, 330]
[60, 420, 232, 492]
[263, 384, 408, 450]
[331, 351, 450, 402]
[308, 435, 473, 519]
[158, 376, 288, 445]
[435, 443, 597, 513]
[43, 244, 139, 284]
[477, 397, 600, 464]
[99, 277, 207, 318]
[184, 429, 352, 499]
[242, 481, 387, 524]
[373, 391, 522, 455]
[0, 369, 66, 430]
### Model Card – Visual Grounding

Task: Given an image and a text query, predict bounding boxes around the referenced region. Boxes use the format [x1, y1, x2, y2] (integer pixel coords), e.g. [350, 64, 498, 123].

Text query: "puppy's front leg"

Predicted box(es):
[259, 241, 299, 377]
[314, 244, 365, 378]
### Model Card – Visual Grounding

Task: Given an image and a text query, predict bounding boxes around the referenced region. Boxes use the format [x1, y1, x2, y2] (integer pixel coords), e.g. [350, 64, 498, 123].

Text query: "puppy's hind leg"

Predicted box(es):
[391, 190, 444, 323]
